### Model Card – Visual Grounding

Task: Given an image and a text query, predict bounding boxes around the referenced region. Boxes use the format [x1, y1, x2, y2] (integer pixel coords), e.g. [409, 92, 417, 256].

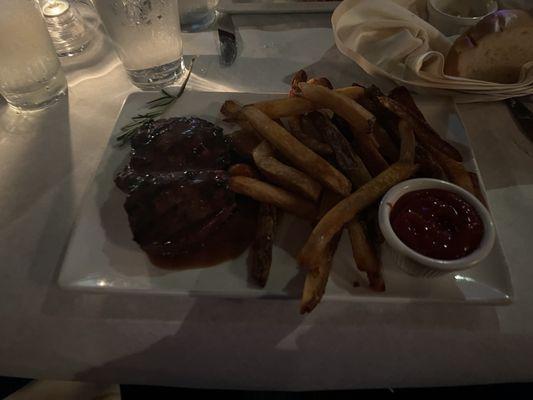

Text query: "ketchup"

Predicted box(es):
[390, 189, 484, 260]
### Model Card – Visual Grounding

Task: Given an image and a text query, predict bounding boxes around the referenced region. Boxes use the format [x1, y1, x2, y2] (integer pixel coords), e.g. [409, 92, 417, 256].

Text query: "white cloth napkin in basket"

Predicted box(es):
[332, 0, 533, 102]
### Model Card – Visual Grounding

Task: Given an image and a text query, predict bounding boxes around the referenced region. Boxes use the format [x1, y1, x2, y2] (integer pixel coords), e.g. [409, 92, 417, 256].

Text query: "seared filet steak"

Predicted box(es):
[115, 117, 235, 257]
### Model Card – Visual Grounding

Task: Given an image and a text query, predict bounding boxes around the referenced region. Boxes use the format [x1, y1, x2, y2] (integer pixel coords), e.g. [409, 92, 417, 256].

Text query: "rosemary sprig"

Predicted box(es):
[116, 57, 196, 146]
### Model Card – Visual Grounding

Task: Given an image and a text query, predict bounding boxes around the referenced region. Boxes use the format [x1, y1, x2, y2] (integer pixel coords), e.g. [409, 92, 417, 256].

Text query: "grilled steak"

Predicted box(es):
[115, 117, 236, 258]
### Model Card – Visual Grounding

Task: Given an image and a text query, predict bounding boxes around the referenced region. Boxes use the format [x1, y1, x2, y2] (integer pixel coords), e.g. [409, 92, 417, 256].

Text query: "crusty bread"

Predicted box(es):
[444, 9, 533, 83]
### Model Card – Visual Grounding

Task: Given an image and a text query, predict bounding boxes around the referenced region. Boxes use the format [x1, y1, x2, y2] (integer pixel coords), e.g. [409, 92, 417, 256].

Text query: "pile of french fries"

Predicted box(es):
[222, 70, 484, 314]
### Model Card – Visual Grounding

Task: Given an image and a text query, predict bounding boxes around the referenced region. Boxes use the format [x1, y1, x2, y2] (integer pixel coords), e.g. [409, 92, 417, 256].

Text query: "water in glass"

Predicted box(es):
[92, 0, 184, 90]
[0, 0, 67, 110]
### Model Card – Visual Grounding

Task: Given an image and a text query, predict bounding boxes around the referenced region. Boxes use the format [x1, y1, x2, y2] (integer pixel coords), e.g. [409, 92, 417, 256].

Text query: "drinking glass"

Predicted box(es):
[179, 0, 219, 32]
[0, 0, 68, 110]
[92, 0, 185, 90]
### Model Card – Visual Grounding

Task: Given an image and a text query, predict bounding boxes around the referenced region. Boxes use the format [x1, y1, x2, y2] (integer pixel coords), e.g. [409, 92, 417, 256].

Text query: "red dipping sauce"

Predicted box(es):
[390, 189, 484, 260]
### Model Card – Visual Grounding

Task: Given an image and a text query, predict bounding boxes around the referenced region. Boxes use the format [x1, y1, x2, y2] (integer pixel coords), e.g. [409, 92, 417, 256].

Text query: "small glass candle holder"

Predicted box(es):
[179, 0, 219, 32]
[40, 0, 92, 57]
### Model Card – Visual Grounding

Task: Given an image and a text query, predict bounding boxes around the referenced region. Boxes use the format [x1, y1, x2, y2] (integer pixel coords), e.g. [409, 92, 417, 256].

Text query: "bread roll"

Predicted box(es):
[444, 9, 533, 83]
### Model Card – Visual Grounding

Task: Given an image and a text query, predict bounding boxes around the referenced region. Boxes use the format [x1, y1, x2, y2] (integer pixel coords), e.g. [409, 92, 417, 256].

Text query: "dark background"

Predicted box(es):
[0, 377, 531, 399]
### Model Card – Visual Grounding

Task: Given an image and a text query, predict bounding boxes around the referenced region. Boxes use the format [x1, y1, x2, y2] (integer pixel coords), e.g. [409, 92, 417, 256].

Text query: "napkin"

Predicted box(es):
[332, 0, 533, 102]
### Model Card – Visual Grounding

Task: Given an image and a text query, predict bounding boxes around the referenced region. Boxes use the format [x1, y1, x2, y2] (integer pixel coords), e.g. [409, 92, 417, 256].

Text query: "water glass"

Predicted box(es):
[0, 0, 68, 110]
[92, 0, 185, 90]
[179, 0, 219, 32]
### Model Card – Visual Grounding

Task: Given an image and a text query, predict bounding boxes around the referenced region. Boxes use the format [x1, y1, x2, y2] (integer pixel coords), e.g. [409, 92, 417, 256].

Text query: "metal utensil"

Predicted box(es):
[217, 12, 237, 66]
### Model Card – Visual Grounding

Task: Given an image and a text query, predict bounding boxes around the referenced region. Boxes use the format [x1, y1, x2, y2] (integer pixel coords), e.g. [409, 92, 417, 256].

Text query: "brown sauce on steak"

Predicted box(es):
[149, 198, 257, 269]
[115, 117, 257, 267]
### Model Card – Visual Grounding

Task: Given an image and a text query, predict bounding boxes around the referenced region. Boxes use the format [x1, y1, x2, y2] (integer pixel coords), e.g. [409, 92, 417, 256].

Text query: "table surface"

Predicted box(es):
[1, 11, 533, 391]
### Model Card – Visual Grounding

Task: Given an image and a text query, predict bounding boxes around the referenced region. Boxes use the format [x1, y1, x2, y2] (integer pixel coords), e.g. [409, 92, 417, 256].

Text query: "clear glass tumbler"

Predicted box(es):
[0, 0, 68, 110]
[92, 0, 185, 90]
[179, 0, 219, 32]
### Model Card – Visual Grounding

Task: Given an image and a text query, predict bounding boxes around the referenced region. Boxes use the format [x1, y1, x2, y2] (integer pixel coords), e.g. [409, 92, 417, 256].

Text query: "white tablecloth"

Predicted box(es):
[1, 13, 533, 390]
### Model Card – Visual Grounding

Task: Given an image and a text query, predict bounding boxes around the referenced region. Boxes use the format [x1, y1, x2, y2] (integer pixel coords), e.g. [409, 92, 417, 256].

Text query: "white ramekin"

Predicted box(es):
[427, 0, 498, 37]
[379, 178, 496, 278]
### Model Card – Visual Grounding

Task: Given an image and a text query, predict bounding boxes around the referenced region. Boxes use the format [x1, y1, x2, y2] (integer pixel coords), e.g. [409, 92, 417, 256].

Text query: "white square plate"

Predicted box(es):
[59, 90, 513, 304]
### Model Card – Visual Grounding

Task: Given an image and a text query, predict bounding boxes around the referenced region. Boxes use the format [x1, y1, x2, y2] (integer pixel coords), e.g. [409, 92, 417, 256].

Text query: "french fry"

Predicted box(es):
[398, 120, 416, 163]
[425, 145, 475, 195]
[300, 114, 325, 142]
[298, 162, 418, 270]
[300, 233, 341, 314]
[300, 191, 343, 314]
[357, 85, 383, 115]
[289, 75, 333, 156]
[221, 103, 261, 142]
[389, 86, 425, 120]
[362, 85, 401, 143]
[306, 108, 415, 284]
[229, 129, 261, 159]
[373, 124, 400, 162]
[289, 69, 308, 97]
[229, 176, 317, 220]
[307, 77, 333, 89]
[377, 95, 463, 162]
[356, 86, 399, 162]
[286, 71, 334, 157]
[330, 114, 353, 140]
[228, 163, 259, 179]
[221, 99, 242, 118]
[298, 83, 389, 176]
[390, 86, 468, 173]
[364, 205, 384, 245]
[250, 86, 365, 119]
[308, 110, 390, 288]
[221, 79, 485, 311]
[250, 203, 277, 287]
[253, 141, 322, 202]
[390, 87, 455, 155]
[307, 111, 371, 187]
[347, 219, 385, 292]
[222, 102, 272, 143]
[240, 106, 352, 196]
[287, 116, 333, 156]
[298, 82, 375, 134]
[414, 145, 447, 180]
[310, 110, 387, 291]
[317, 190, 344, 217]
